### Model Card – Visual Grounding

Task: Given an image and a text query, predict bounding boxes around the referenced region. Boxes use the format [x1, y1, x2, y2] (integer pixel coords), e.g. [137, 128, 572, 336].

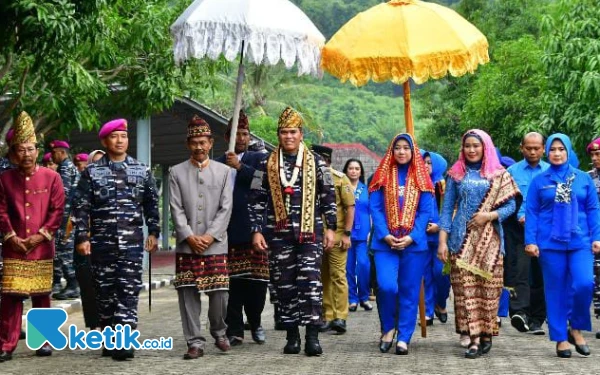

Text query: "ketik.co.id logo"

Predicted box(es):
[26, 308, 173, 351]
[26, 308, 69, 350]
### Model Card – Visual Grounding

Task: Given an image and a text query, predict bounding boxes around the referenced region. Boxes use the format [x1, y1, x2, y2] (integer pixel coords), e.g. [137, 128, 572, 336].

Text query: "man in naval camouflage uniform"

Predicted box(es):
[249, 107, 337, 357]
[49, 140, 80, 299]
[72, 118, 160, 361]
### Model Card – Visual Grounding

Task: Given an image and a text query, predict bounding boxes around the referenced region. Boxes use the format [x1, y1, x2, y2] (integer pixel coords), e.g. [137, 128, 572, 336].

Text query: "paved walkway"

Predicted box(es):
[7, 252, 600, 374]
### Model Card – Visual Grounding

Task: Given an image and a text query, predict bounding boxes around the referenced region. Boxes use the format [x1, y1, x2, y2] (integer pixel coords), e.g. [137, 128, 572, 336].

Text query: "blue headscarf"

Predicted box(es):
[420, 149, 448, 183]
[545, 133, 579, 242]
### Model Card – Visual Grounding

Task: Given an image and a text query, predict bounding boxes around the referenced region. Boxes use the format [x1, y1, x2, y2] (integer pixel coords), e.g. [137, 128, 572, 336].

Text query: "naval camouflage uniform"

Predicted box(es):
[53, 157, 79, 289]
[248, 151, 337, 327]
[72, 154, 160, 329]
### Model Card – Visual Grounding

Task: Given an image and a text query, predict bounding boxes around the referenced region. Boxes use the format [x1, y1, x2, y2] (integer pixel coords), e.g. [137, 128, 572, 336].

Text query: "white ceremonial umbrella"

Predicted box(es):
[171, 0, 325, 151]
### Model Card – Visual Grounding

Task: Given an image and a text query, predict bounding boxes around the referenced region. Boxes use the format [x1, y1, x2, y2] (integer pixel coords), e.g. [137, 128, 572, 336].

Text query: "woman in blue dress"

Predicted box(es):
[438, 129, 518, 359]
[343, 158, 372, 312]
[369, 133, 434, 355]
[525, 133, 600, 358]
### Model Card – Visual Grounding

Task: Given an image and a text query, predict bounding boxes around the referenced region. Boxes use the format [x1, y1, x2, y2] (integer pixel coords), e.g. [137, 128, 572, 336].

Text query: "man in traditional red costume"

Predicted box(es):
[0, 111, 65, 361]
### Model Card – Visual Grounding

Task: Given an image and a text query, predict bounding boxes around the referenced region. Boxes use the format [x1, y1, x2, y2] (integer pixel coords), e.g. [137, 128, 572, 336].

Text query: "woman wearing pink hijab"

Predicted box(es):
[438, 129, 519, 359]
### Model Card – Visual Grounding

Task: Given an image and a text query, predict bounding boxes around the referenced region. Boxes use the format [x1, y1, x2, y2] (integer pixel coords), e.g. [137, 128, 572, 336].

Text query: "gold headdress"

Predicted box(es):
[11, 111, 37, 146]
[278, 107, 303, 129]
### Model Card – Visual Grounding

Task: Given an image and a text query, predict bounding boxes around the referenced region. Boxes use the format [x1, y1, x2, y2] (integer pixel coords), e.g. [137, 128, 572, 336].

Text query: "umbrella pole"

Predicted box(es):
[404, 79, 425, 336]
[403, 81, 414, 135]
[419, 278, 426, 337]
[228, 41, 246, 152]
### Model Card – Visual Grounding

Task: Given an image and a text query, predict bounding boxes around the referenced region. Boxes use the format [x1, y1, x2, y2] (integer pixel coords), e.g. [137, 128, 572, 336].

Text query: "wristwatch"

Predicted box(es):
[343, 230, 352, 237]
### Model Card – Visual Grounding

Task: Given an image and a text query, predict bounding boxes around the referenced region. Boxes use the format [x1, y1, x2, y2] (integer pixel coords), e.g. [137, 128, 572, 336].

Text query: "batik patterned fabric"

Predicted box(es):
[1, 259, 53, 295]
[175, 254, 229, 292]
[227, 244, 269, 281]
[590, 168, 600, 317]
[451, 254, 503, 338]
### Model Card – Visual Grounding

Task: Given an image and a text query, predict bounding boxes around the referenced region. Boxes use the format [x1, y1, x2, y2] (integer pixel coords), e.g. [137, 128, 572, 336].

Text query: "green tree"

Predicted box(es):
[541, 0, 600, 156]
[0, 0, 227, 142]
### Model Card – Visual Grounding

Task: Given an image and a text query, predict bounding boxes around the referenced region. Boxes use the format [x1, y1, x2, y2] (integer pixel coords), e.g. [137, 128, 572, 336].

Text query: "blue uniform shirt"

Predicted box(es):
[525, 168, 600, 251]
[507, 159, 549, 220]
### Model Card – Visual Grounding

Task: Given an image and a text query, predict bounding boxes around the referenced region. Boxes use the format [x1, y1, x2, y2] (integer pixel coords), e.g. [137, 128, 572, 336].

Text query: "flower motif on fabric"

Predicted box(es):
[555, 174, 575, 204]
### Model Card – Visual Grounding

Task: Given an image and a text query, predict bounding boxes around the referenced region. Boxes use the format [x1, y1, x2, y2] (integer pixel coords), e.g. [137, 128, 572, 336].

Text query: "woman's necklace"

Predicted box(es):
[279, 143, 304, 213]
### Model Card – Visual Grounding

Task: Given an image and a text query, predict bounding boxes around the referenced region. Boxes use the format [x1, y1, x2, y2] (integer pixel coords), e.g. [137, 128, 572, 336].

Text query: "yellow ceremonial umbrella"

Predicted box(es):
[321, 0, 489, 135]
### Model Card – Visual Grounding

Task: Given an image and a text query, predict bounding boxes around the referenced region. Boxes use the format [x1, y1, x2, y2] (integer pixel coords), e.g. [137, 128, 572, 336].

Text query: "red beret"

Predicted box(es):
[587, 138, 600, 153]
[74, 153, 89, 162]
[42, 152, 52, 163]
[99, 119, 128, 139]
[50, 140, 70, 149]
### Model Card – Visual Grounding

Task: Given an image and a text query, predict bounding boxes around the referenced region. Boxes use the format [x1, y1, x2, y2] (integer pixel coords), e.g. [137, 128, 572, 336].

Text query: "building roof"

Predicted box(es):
[322, 142, 382, 179]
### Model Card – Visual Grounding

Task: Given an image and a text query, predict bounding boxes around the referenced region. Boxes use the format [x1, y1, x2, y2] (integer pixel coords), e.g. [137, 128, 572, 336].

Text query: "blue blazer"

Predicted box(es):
[525, 168, 600, 251]
[216, 151, 266, 245]
[351, 181, 371, 241]
[369, 189, 433, 252]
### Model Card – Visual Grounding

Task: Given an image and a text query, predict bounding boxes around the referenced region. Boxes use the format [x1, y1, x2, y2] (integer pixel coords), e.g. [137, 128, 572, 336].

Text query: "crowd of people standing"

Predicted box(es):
[0, 107, 599, 363]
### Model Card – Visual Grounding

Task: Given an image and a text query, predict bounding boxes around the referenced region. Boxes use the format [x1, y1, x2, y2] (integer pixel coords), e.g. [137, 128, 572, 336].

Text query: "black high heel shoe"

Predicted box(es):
[556, 343, 572, 358]
[481, 338, 492, 355]
[379, 331, 395, 353]
[395, 341, 408, 355]
[434, 308, 448, 323]
[567, 329, 590, 356]
[465, 342, 481, 359]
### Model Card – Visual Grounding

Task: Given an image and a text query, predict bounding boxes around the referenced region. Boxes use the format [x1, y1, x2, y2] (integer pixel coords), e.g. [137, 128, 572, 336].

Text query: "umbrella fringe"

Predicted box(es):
[321, 38, 489, 87]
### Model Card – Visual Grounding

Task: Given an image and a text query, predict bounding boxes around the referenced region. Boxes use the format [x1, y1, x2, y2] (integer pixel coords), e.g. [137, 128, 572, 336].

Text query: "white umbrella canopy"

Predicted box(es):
[171, 0, 325, 75]
[171, 0, 325, 151]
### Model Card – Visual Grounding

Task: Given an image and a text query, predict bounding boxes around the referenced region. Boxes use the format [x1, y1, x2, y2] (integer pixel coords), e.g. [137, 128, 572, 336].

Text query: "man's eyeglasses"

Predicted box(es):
[16, 147, 37, 155]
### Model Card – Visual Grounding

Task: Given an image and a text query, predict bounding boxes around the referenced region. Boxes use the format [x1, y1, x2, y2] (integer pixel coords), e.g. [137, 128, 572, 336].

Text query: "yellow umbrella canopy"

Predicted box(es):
[321, 0, 489, 134]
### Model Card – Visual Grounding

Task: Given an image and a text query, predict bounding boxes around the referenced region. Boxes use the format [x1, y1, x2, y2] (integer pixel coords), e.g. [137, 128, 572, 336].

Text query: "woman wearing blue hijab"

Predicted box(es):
[525, 133, 600, 358]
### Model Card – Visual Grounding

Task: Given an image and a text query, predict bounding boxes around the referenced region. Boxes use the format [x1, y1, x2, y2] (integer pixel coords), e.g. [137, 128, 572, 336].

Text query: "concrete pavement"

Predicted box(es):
[5, 284, 600, 375]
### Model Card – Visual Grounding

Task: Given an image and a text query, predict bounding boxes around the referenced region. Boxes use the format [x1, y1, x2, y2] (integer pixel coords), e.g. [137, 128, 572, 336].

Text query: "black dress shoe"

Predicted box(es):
[435, 309, 448, 323]
[419, 318, 433, 327]
[36, 344, 53, 357]
[395, 342, 408, 355]
[0, 351, 12, 362]
[568, 330, 591, 356]
[228, 336, 244, 346]
[360, 301, 373, 311]
[318, 321, 332, 333]
[481, 339, 492, 354]
[101, 348, 113, 357]
[465, 343, 481, 359]
[19, 330, 26, 340]
[349, 304, 358, 312]
[556, 344, 572, 358]
[596, 330, 600, 339]
[379, 340, 393, 353]
[244, 321, 251, 330]
[251, 326, 266, 344]
[331, 319, 347, 334]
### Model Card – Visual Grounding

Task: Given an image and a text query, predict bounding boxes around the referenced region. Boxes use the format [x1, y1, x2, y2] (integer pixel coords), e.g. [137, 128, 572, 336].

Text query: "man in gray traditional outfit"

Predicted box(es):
[169, 115, 233, 360]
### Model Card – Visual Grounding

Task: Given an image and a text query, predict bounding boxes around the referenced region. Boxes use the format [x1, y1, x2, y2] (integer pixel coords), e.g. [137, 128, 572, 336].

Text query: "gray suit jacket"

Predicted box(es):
[169, 159, 233, 255]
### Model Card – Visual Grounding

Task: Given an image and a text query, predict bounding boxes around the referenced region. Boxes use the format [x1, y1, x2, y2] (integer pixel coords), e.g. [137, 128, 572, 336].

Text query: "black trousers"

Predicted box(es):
[74, 254, 99, 329]
[503, 217, 546, 324]
[225, 278, 268, 338]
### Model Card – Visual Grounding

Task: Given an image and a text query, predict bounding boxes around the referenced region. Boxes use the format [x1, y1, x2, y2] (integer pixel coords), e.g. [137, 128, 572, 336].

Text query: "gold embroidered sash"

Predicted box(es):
[266, 144, 316, 242]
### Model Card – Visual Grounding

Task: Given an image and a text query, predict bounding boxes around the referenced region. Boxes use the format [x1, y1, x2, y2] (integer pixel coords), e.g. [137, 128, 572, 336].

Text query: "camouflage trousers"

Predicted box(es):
[54, 235, 76, 282]
[91, 247, 143, 329]
[269, 240, 323, 327]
